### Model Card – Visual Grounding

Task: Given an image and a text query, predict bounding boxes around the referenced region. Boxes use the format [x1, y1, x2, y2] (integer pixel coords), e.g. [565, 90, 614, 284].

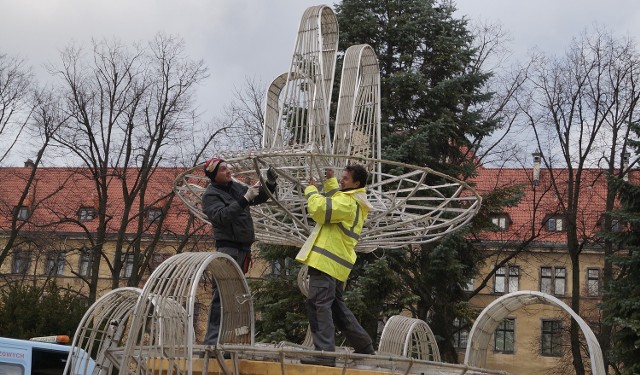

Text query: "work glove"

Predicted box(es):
[266, 166, 278, 184]
[244, 186, 260, 202]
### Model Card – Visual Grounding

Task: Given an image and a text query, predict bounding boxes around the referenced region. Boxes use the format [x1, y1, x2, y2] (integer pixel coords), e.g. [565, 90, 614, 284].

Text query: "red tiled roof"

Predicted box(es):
[471, 165, 638, 243]
[0, 166, 209, 236]
[1, 165, 635, 243]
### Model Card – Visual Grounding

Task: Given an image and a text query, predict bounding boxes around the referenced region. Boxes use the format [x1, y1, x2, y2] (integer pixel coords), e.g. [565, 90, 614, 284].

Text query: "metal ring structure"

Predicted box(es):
[177, 4, 481, 252]
[262, 4, 337, 152]
[378, 315, 441, 362]
[174, 150, 481, 252]
[463, 290, 605, 375]
[118, 252, 253, 375]
[64, 287, 142, 375]
[65, 253, 253, 375]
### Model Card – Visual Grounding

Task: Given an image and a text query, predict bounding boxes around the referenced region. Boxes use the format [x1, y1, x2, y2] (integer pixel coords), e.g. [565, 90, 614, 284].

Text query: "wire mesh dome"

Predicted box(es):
[174, 4, 481, 252]
[464, 291, 605, 375]
[378, 315, 441, 362]
[64, 287, 142, 375]
[66, 252, 253, 375]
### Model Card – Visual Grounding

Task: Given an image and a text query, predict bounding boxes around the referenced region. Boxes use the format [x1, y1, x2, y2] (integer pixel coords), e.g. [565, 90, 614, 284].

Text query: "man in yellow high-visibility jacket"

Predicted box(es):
[296, 164, 376, 366]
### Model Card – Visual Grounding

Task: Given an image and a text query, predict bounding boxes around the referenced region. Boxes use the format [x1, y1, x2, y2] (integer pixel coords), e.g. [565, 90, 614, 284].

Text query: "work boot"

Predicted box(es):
[355, 344, 376, 355]
[300, 355, 336, 367]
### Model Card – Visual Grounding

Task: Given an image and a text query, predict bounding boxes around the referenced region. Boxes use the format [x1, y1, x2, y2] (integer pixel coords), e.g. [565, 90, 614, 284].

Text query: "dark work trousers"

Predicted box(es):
[306, 266, 374, 353]
[204, 245, 250, 345]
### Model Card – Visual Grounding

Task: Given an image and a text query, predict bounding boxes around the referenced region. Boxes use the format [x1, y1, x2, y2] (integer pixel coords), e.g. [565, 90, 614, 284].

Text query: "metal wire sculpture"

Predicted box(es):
[65, 5, 491, 375]
[173, 4, 481, 252]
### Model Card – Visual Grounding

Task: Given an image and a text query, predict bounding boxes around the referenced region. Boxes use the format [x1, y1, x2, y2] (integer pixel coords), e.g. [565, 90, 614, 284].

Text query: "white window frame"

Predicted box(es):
[17, 206, 30, 220]
[586, 268, 601, 296]
[547, 216, 565, 232]
[120, 253, 134, 278]
[79, 247, 92, 277]
[12, 250, 30, 274]
[540, 266, 566, 296]
[45, 251, 65, 275]
[491, 215, 509, 230]
[452, 318, 469, 350]
[494, 318, 515, 353]
[495, 265, 520, 293]
[541, 319, 563, 356]
[78, 207, 96, 221]
[147, 208, 163, 222]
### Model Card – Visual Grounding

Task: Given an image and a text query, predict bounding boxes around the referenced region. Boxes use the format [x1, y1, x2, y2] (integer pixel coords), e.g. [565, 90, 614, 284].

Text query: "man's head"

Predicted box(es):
[204, 158, 232, 184]
[341, 164, 368, 189]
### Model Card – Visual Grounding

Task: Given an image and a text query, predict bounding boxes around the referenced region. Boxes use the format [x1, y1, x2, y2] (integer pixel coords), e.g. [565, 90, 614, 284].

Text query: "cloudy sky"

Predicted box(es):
[2, 0, 640, 131]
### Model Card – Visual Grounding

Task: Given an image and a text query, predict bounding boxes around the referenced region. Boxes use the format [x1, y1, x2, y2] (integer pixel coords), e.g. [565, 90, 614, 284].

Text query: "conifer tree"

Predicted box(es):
[335, 0, 501, 361]
[601, 154, 640, 374]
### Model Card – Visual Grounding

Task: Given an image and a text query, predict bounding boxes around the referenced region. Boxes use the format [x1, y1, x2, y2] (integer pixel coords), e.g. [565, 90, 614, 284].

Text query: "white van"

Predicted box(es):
[0, 336, 94, 375]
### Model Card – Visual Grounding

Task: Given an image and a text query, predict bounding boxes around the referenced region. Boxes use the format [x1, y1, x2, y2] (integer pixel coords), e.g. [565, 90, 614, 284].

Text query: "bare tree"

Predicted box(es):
[49, 34, 214, 302]
[0, 88, 67, 272]
[518, 27, 640, 374]
[0, 53, 34, 165]
[465, 21, 531, 168]
[216, 76, 266, 150]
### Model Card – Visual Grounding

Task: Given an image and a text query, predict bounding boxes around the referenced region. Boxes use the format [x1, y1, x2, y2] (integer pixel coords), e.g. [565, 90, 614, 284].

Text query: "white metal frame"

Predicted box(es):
[464, 290, 605, 375]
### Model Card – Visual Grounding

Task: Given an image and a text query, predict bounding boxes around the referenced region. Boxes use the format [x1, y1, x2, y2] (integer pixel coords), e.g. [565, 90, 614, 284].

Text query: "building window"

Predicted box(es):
[78, 247, 92, 277]
[598, 215, 625, 232]
[16, 206, 30, 220]
[147, 208, 163, 222]
[271, 258, 293, 276]
[12, 251, 31, 274]
[587, 268, 601, 296]
[541, 320, 563, 356]
[452, 318, 469, 350]
[78, 207, 96, 221]
[610, 219, 622, 232]
[546, 216, 565, 232]
[491, 214, 510, 230]
[120, 253, 134, 278]
[540, 267, 566, 296]
[45, 252, 65, 276]
[494, 265, 520, 293]
[463, 278, 475, 292]
[494, 318, 515, 353]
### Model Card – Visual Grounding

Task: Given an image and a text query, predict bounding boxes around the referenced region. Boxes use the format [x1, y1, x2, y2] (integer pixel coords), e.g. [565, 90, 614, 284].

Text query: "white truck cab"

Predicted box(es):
[0, 336, 94, 375]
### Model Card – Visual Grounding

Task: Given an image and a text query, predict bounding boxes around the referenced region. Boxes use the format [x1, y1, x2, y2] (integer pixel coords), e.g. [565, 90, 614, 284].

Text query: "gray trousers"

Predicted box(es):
[306, 266, 374, 353]
[204, 246, 250, 345]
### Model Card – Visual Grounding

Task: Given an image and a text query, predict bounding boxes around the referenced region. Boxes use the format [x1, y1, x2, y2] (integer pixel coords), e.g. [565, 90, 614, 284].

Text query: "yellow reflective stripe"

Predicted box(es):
[351, 204, 360, 232]
[306, 191, 319, 199]
[337, 204, 361, 239]
[337, 223, 360, 240]
[324, 197, 332, 223]
[325, 188, 338, 197]
[311, 246, 354, 270]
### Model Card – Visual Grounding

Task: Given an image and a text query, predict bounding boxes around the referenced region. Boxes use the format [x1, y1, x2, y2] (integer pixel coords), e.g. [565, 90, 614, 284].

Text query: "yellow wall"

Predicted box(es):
[465, 246, 604, 374]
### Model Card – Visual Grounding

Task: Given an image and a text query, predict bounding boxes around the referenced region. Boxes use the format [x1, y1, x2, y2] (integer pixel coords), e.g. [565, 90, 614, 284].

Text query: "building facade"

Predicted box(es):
[458, 163, 635, 374]
[0, 162, 634, 373]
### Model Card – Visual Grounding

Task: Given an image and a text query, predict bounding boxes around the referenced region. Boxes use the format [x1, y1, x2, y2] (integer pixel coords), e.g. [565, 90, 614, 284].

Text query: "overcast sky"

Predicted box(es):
[1, 0, 640, 161]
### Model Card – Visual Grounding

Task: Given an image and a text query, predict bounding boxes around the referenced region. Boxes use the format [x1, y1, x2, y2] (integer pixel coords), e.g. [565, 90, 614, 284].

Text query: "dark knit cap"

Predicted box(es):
[204, 157, 224, 180]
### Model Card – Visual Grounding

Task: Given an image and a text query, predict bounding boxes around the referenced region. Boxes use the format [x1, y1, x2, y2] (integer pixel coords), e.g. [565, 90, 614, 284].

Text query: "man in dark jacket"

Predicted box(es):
[201, 157, 277, 345]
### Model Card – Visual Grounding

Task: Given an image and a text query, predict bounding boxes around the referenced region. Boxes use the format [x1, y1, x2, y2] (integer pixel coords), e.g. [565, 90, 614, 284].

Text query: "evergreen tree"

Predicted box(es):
[335, 0, 500, 362]
[250, 243, 308, 344]
[336, 0, 497, 178]
[601, 175, 640, 374]
[0, 282, 87, 338]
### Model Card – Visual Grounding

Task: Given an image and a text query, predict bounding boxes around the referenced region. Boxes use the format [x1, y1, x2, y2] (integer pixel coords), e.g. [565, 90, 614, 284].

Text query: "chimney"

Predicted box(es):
[24, 159, 35, 168]
[532, 151, 542, 186]
[622, 152, 630, 182]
